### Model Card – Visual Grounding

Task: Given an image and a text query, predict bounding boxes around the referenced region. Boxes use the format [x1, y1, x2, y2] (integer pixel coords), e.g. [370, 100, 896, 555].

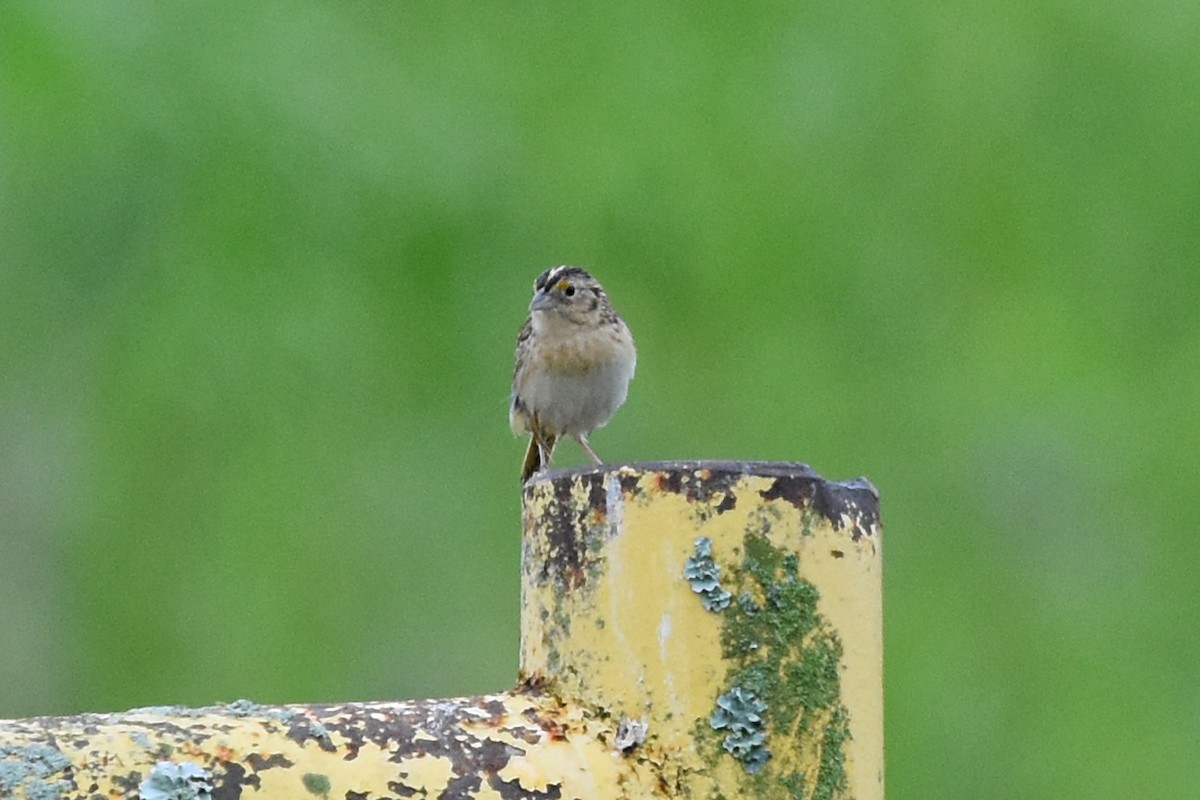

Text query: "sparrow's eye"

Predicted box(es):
[564, 285, 576, 297]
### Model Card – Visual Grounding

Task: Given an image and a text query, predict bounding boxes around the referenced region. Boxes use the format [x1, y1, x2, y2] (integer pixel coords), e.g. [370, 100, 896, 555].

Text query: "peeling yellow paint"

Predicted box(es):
[521, 463, 883, 799]
[1, 462, 882, 800]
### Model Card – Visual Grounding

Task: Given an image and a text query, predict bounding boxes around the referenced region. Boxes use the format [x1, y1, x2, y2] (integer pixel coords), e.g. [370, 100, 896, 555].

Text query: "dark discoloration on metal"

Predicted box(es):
[482, 699, 509, 724]
[244, 752, 293, 771]
[520, 704, 572, 743]
[112, 770, 141, 793]
[759, 475, 817, 514]
[287, 718, 336, 752]
[525, 474, 607, 590]
[655, 471, 684, 495]
[216, 759, 252, 797]
[3, 699, 584, 799]
[526, 462, 879, 591]
[338, 720, 364, 761]
[514, 671, 551, 695]
[664, 468, 744, 506]
[388, 778, 419, 797]
[443, 772, 482, 799]
[585, 474, 607, 516]
[299, 699, 571, 799]
[760, 473, 880, 541]
[530, 461, 877, 530]
[490, 773, 564, 799]
[504, 724, 543, 746]
[543, 477, 588, 588]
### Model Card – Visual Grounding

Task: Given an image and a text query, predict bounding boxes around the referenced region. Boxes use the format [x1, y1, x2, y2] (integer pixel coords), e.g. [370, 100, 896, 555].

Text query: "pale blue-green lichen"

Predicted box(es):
[0, 743, 72, 798]
[227, 698, 299, 723]
[22, 778, 70, 800]
[139, 761, 213, 800]
[709, 686, 771, 773]
[684, 536, 732, 611]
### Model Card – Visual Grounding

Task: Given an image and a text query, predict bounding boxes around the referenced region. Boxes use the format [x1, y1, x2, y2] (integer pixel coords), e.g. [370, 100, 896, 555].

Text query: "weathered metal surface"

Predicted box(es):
[521, 461, 883, 799]
[1, 461, 882, 800]
[0, 695, 659, 799]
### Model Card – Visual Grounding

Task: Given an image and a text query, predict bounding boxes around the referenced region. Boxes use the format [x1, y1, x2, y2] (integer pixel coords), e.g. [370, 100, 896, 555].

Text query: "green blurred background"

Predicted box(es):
[1, 2, 1196, 796]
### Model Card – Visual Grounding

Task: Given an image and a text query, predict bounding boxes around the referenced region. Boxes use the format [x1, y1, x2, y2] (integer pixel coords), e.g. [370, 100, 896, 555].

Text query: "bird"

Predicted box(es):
[510, 266, 637, 483]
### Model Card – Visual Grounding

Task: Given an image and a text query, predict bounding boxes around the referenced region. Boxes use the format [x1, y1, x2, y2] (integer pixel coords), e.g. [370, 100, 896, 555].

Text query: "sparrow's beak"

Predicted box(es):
[529, 292, 555, 313]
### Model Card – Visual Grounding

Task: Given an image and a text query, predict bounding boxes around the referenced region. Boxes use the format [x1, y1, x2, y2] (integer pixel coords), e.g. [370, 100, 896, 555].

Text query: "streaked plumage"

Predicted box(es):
[510, 266, 636, 482]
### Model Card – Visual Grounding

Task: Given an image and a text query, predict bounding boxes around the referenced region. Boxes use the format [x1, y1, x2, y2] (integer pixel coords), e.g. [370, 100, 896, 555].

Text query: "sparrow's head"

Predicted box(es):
[528, 265, 611, 324]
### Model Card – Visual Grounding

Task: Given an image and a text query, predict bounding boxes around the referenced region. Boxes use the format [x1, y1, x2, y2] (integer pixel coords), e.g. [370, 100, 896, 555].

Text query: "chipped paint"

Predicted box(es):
[0, 696, 640, 799]
[1, 462, 881, 800]
[613, 717, 648, 753]
[521, 461, 883, 799]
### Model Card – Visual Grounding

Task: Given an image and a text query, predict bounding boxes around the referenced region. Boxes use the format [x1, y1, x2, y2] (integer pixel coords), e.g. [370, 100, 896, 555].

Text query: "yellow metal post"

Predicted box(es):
[0, 461, 882, 800]
[520, 461, 883, 798]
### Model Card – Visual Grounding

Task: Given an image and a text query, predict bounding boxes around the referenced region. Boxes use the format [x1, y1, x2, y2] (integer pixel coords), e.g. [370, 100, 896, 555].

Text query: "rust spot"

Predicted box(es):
[649, 464, 745, 504]
[514, 672, 551, 694]
[481, 699, 509, 726]
[830, 549, 844, 559]
[656, 472, 683, 494]
[521, 707, 569, 741]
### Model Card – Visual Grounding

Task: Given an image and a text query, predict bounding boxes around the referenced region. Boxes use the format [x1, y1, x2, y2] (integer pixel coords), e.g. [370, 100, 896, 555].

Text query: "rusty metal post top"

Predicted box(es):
[521, 460, 880, 540]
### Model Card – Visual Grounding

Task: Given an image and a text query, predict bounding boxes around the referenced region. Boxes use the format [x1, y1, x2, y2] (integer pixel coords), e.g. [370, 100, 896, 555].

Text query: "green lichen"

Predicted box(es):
[302, 772, 331, 796]
[693, 531, 853, 798]
[586, 531, 608, 582]
[781, 771, 806, 798]
[813, 707, 850, 800]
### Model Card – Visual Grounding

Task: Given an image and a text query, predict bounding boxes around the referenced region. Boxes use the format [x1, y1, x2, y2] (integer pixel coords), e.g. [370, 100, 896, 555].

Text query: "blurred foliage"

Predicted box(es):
[1, 2, 1197, 797]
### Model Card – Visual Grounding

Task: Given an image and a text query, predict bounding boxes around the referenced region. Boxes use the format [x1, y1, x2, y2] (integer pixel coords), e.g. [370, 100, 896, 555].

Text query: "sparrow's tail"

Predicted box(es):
[520, 433, 557, 483]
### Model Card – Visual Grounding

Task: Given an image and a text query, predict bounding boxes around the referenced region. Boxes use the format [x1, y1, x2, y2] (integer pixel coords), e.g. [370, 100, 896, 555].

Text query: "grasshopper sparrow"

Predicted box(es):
[510, 266, 637, 482]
